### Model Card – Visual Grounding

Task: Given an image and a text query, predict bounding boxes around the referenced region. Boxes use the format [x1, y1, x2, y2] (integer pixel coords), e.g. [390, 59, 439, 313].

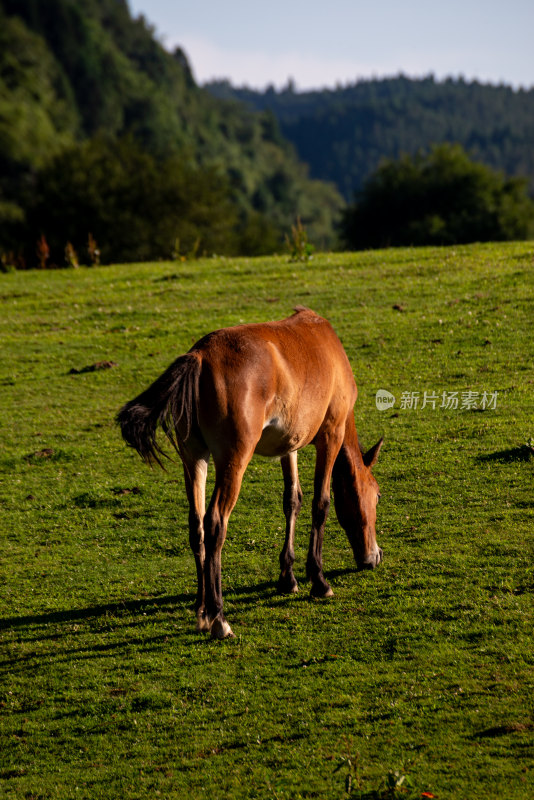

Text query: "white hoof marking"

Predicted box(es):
[196, 613, 211, 633]
[211, 618, 235, 640]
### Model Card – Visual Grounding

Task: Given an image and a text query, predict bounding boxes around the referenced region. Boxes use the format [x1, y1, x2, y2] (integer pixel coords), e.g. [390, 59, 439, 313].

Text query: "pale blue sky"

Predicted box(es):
[128, 0, 533, 90]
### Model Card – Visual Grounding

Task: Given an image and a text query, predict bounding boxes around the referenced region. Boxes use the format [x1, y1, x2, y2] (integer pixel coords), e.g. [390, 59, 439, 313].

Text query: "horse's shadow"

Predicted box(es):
[477, 444, 533, 463]
[0, 568, 358, 636]
[0, 592, 193, 634]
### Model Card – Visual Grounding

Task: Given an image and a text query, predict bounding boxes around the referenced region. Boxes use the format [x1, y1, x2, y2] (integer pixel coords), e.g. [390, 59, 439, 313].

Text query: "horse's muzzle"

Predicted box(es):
[357, 546, 383, 570]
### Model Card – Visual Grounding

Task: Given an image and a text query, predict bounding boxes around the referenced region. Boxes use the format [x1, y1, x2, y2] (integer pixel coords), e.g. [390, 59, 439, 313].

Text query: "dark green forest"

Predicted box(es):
[0, 0, 341, 266]
[1, 0, 533, 267]
[209, 77, 534, 200]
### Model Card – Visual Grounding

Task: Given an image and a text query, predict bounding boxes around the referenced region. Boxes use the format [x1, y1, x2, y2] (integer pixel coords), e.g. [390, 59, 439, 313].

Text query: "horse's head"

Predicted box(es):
[332, 437, 383, 570]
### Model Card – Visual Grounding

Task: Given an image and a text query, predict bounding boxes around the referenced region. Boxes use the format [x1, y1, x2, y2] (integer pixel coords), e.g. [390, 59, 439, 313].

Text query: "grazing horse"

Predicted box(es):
[117, 307, 383, 639]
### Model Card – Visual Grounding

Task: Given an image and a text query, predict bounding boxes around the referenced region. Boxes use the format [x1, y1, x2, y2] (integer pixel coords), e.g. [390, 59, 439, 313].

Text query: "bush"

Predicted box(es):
[26, 135, 240, 264]
[340, 143, 534, 249]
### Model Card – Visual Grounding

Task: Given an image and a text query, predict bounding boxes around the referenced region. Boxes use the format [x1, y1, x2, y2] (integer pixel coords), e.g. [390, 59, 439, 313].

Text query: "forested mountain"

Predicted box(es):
[2, 0, 532, 266]
[0, 0, 342, 265]
[207, 77, 534, 200]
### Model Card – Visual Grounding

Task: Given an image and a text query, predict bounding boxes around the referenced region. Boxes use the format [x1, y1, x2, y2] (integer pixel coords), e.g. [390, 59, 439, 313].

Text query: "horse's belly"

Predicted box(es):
[254, 418, 311, 457]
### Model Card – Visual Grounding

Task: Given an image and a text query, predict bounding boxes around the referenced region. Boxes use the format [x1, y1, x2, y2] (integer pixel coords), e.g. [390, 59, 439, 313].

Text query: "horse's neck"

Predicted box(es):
[339, 415, 365, 475]
[331, 416, 365, 535]
[332, 417, 365, 507]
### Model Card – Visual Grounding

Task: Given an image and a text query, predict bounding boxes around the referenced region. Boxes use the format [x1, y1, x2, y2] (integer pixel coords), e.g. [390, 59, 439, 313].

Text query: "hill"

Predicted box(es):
[207, 76, 534, 200]
[0, 0, 342, 263]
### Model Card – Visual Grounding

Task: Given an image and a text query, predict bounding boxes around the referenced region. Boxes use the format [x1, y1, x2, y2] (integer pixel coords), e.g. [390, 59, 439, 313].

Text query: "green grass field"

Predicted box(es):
[1, 243, 533, 799]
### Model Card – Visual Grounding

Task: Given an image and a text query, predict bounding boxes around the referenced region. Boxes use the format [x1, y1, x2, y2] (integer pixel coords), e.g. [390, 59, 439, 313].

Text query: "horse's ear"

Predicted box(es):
[363, 437, 384, 468]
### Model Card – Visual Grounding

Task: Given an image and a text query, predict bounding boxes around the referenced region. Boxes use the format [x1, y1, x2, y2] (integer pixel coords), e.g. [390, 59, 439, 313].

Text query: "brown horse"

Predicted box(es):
[117, 307, 383, 639]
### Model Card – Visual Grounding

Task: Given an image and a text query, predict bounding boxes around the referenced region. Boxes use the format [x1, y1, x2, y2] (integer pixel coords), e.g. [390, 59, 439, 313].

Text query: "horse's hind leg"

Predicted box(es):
[203, 448, 253, 639]
[277, 451, 302, 594]
[180, 442, 210, 631]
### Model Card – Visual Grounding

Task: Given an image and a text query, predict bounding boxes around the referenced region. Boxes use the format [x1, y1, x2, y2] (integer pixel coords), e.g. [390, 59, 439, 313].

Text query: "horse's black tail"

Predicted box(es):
[116, 353, 201, 467]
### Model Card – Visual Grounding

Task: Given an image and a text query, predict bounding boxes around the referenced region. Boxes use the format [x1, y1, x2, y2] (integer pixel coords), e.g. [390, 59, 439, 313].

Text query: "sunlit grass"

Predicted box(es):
[0, 243, 533, 798]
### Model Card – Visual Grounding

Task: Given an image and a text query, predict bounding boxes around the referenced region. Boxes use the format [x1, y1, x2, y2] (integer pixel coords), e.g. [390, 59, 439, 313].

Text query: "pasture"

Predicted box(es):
[1, 243, 533, 799]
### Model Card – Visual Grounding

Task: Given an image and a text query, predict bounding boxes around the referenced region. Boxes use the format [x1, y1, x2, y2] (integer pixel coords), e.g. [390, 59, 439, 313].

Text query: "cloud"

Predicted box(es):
[174, 35, 397, 90]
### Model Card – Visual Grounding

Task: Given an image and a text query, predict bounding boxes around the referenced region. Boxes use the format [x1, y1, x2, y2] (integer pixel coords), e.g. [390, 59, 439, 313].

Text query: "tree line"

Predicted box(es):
[210, 75, 534, 200]
[1, 0, 532, 269]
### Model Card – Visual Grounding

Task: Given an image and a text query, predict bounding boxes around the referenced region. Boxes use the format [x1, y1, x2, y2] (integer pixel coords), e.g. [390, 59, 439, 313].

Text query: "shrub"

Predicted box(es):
[26, 135, 239, 265]
[340, 143, 534, 249]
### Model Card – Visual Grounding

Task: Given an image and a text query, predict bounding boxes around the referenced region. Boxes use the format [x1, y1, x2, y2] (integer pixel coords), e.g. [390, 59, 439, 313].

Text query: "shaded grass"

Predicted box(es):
[0, 243, 533, 798]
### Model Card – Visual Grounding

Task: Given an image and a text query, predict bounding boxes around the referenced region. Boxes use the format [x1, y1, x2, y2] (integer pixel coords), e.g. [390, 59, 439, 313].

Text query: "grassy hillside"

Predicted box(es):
[0, 244, 533, 798]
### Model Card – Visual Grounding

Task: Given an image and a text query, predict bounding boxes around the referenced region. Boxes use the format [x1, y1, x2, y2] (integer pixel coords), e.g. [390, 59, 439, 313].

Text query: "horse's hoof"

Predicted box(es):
[277, 575, 299, 595]
[310, 584, 334, 599]
[210, 617, 235, 640]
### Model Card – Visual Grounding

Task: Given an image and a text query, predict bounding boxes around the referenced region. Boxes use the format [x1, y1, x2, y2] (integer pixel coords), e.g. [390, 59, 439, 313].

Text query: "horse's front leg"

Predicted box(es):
[277, 451, 303, 594]
[181, 446, 210, 631]
[203, 451, 251, 639]
[307, 430, 343, 598]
